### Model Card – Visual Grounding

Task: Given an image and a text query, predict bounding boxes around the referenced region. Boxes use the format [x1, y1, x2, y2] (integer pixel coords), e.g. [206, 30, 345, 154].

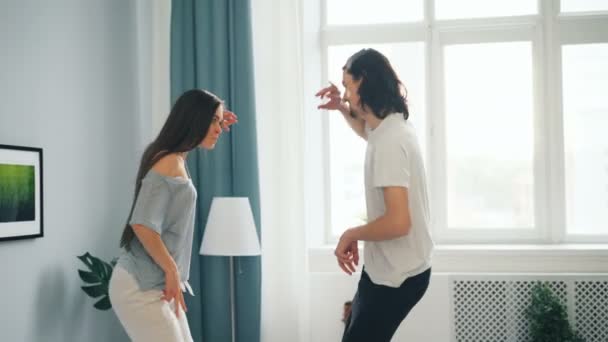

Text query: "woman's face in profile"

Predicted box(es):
[199, 105, 224, 149]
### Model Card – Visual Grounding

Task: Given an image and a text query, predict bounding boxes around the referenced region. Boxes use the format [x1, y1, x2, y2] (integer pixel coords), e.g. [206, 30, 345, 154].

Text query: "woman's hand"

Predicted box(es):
[316, 82, 348, 112]
[222, 110, 238, 131]
[162, 268, 187, 317]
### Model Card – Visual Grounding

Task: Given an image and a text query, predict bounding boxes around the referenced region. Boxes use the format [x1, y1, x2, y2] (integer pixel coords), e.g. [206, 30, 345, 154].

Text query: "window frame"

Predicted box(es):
[312, 0, 608, 245]
[556, 8, 608, 243]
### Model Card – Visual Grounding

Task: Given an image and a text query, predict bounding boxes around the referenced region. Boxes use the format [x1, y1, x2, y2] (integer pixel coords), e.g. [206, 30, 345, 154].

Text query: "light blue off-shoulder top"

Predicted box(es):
[116, 169, 197, 294]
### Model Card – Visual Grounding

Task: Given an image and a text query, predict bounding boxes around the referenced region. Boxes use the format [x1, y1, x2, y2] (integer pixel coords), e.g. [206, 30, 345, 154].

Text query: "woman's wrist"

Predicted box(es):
[162, 262, 178, 275]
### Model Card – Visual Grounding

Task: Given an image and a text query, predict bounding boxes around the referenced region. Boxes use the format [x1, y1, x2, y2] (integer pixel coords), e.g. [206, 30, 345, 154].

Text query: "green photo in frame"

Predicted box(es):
[0, 144, 43, 241]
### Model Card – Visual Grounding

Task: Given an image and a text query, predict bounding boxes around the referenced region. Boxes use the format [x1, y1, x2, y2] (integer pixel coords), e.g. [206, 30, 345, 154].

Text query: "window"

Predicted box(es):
[445, 42, 534, 230]
[562, 44, 608, 236]
[315, 0, 608, 244]
[435, 0, 537, 19]
[325, 0, 423, 25]
[561, 0, 608, 13]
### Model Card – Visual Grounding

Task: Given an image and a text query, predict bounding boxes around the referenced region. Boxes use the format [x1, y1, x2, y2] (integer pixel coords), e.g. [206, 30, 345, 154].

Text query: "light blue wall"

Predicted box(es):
[0, 0, 141, 340]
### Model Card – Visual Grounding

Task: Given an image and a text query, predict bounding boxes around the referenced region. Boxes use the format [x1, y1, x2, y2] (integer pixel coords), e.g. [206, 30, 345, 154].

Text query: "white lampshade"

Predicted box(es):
[199, 197, 261, 256]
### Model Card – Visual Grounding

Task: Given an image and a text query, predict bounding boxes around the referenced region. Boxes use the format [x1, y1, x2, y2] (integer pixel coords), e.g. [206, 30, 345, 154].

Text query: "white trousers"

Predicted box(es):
[109, 265, 194, 342]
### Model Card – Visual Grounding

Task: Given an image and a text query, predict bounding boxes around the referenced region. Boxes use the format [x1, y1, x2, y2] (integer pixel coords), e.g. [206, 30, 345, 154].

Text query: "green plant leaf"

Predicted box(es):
[77, 253, 117, 311]
[526, 283, 586, 342]
[101, 260, 113, 281]
[90, 256, 106, 278]
[82, 284, 106, 298]
[78, 270, 101, 284]
[93, 296, 112, 311]
[77, 252, 94, 270]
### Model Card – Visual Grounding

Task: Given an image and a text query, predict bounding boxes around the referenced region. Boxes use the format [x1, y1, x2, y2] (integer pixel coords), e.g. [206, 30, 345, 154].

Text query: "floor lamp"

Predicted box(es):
[200, 197, 261, 342]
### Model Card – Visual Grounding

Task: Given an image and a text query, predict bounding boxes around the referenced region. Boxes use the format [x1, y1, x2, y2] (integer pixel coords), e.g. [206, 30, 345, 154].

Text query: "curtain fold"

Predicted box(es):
[171, 1, 261, 341]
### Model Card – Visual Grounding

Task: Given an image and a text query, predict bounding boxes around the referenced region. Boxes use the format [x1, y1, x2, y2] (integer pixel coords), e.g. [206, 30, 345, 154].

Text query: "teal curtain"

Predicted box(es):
[170, 1, 261, 341]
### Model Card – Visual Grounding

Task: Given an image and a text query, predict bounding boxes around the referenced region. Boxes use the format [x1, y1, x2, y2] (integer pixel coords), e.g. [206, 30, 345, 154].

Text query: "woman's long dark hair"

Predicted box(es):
[120, 89, 221, 250]
[343, 48, 409, 120]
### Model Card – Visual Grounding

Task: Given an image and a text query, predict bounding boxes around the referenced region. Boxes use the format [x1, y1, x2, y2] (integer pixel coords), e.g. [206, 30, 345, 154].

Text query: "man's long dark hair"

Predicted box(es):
[343, 48, 409, 120]
[120, 89, 221, 250]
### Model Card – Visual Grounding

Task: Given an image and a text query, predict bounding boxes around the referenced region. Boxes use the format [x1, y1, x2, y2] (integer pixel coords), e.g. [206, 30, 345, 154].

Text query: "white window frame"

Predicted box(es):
[306, 0, 608, 246]
[554, 7, 608, 243]
[434, 21, 547, 244]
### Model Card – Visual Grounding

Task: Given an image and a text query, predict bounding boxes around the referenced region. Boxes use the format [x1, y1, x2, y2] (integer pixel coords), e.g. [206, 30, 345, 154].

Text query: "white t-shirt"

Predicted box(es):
[363, 113, 434, 287]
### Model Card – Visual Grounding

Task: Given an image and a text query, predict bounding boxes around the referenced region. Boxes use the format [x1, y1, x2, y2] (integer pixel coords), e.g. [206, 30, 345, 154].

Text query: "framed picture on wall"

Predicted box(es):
[0, 144, 43, 242]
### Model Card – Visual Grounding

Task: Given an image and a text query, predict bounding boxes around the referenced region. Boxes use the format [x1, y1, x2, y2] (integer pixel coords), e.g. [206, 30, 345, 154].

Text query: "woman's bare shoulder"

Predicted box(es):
[151, 153, 182, 178]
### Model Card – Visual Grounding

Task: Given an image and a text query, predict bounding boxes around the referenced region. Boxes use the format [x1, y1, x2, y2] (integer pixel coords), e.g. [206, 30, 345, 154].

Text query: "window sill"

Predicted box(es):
[308, 244, 608, 273]
[434, 243, 608, 255]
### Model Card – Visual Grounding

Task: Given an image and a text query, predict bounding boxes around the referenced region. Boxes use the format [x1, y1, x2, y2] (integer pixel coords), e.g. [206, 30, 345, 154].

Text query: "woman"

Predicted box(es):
[109, 89, 237, 342]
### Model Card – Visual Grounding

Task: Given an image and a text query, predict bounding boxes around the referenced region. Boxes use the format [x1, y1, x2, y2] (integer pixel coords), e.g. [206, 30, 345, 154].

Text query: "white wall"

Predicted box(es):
[0, 0, 144, 340]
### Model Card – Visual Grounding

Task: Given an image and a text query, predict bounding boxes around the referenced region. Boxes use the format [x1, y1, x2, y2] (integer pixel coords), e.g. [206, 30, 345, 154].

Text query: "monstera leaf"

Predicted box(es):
[77, 252, 116, 311]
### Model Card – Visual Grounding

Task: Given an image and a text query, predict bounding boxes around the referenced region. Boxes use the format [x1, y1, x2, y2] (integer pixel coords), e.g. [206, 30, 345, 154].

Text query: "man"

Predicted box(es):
[316, 48, 434, 342]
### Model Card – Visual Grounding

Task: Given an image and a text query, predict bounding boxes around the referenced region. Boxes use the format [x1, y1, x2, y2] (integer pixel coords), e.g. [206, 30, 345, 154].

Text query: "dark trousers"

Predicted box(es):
[342, 267, 431, 342]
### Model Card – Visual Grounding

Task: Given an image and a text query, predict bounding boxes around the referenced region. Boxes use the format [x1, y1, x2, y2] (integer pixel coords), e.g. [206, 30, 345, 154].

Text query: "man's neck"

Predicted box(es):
[362, 111, 382, 130]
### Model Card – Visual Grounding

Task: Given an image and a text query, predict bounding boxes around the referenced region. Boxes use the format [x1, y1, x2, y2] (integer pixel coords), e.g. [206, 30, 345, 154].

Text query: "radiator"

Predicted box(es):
[449, 275, 608, 342]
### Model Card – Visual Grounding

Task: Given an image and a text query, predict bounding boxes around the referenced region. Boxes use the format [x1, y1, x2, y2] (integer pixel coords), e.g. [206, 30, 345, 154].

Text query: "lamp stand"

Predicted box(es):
[230, 255, 236, 342]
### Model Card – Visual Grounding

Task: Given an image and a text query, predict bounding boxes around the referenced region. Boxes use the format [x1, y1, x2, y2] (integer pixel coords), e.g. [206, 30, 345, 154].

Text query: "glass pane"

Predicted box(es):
[326, 43, 426, 237]
[326, 0, 423, 25]
[445, 42, 535, 229]
[436, 0, 537, 19]
[561, 0, 608, 13]
[562, 44, 608, 235]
